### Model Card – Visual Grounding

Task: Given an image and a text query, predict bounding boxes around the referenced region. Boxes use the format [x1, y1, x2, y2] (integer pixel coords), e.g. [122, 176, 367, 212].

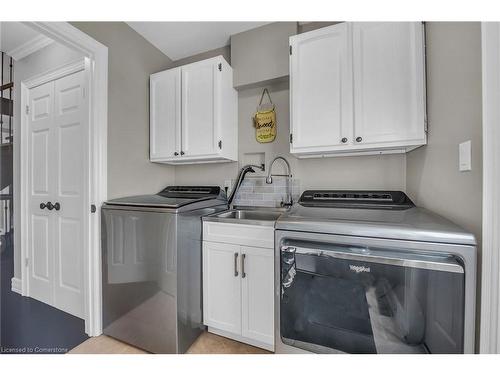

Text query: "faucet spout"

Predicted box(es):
[227, 164, 265, 208]
[266, 156, 293, 207]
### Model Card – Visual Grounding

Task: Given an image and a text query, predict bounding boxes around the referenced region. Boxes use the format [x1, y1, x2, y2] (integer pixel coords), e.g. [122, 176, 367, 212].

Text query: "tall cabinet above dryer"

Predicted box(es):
[150, 55, 238, 164]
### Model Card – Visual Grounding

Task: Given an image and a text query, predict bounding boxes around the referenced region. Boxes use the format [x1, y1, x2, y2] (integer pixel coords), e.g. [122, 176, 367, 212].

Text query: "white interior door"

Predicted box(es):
[290, 22, 353, 153]
[181, 59, 219, 157]
[27, 68, 87, 319]
[28, 80, 55, 306]
[240, 246, 274, 346]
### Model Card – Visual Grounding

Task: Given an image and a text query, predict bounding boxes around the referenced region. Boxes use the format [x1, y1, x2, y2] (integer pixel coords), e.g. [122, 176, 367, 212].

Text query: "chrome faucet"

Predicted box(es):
[227, 164, 265, 208]
[266, 156, 293, 207]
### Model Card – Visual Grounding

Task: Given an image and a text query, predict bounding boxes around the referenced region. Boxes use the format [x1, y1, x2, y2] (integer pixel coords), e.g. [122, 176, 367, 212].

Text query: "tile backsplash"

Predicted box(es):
[233, 176, 300, 208]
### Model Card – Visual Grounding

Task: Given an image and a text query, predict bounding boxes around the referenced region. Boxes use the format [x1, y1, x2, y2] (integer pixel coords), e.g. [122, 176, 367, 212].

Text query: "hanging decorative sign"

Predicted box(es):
[253, 88, 276, 143]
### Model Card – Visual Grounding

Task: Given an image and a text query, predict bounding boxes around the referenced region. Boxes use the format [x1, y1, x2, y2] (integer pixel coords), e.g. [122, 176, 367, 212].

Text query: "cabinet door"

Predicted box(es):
[290, 22, 353, 153]
[241, 246, 274, 346]
[150, 68, 181, 159]
[181, 59, 220, 157]
[203, 241, 241, 335]
[353, 22, 425, 145]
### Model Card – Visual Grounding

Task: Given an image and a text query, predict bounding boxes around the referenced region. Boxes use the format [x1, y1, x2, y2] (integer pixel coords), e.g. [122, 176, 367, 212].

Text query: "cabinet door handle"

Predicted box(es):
[356, 136, 363, 143]
[54, 202, 61, 211]
[341, 137, 348, 143]
[180, 151, 185, 156]
[241, 253, 246, 278]
[40, 202, 46, 210]
[174, 152, 179, 156]
[234, 252, 239, 277]
[46, 201, 54, 210]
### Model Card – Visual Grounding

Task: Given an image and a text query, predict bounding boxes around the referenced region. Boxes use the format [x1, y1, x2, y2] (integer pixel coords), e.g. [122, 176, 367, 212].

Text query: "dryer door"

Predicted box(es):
[279, 242, 465, 354]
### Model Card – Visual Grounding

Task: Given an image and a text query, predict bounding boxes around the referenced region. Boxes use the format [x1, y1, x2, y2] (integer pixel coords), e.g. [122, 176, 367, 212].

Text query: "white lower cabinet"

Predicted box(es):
[202, 223, 274, 351]
[240, 246, 274, 346]
[203, 241, 242, 335]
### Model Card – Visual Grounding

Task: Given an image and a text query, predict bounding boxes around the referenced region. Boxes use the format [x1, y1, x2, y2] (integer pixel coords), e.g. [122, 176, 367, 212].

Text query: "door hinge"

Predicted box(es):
[25, 105, 29, 115]
[91, 204, 96, 213]
[25, 258, 29, 267]
[218, 140, 222, 149]
[218, 63, 222, 72]
[289, 133, 293, 144]
[289, 45, 292, 55]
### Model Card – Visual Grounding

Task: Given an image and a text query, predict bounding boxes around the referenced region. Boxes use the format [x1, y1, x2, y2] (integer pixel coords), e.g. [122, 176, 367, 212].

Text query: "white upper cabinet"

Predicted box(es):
[150, 68, 181, 160]
[290, 22, 353, 154]
[150, 56, 237, 164]
[352, 22, 426, 147]
[182, 59, 218, 157]
[289, 22, 426, 158]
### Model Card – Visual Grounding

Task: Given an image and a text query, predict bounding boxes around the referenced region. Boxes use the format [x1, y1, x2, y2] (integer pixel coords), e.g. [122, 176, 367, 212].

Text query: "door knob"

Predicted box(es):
[46, 201, 54, 210]
[54, 202, 61, 211]
[40, 202, 46, 210]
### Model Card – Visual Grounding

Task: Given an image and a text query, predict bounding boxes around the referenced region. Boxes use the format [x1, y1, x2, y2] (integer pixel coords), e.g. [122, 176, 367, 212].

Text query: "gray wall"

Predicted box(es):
[406, 22, 482, 244]
[170, 45, 231, 67]
[72, 22, 175, 199]
[406, 21, 482, 351]
[13, 41, 86, 279]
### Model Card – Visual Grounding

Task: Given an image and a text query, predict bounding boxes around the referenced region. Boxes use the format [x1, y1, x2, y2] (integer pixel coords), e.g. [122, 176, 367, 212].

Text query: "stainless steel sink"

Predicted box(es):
[204, 208, 285, 226]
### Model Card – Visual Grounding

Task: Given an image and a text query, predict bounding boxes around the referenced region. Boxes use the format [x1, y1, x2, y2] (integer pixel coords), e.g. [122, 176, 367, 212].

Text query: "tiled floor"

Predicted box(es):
[68, 331, 271, 354]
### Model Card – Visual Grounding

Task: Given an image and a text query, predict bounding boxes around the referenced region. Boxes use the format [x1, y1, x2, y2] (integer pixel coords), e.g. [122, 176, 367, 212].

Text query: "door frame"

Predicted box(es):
[480, 22, 500, 353]
[15, 22, 107, 337]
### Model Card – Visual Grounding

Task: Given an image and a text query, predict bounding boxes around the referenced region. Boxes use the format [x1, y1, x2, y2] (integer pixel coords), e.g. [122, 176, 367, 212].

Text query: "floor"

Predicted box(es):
[1, 231, 268, 355]
[0, 230, 89, 354]
[69, 331, 271, 354]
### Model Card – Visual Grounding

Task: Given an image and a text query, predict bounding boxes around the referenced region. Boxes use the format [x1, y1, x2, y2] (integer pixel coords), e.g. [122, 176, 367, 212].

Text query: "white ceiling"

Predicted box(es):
[127, 22, 269, 61]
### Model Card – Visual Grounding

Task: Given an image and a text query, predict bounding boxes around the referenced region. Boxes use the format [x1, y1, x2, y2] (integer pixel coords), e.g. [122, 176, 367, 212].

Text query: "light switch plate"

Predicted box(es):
[459, 140, 472, 172]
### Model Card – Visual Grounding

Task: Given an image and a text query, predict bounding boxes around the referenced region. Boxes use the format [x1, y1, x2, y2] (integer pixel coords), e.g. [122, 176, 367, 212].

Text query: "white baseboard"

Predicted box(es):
[11, 277, 22, 295]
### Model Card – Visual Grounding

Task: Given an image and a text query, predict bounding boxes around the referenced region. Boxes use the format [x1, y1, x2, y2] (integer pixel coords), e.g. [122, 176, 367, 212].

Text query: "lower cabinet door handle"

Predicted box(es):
[241, 253, 246, 278]
[234, 252, 239, 277]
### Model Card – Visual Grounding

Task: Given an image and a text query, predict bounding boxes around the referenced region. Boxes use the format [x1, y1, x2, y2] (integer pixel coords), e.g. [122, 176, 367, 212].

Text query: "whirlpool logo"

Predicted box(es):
[349, 264, 371, 273]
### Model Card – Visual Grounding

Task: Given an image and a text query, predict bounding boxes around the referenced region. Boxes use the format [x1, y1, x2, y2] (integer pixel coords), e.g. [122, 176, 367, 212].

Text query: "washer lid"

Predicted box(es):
[104, 186, 226, 209]
[276, 204, 477, 246]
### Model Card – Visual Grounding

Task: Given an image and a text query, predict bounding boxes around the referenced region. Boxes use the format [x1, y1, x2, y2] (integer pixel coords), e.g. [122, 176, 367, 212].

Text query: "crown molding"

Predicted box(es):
[7, 34, 53, 61]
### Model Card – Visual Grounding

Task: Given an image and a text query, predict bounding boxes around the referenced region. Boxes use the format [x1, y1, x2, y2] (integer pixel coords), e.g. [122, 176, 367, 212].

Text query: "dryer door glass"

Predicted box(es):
[280, 243, 465, 354]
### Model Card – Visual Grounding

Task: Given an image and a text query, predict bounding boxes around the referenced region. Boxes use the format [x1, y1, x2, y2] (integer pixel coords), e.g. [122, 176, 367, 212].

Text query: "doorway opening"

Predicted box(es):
[0, 22, 107, 353]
